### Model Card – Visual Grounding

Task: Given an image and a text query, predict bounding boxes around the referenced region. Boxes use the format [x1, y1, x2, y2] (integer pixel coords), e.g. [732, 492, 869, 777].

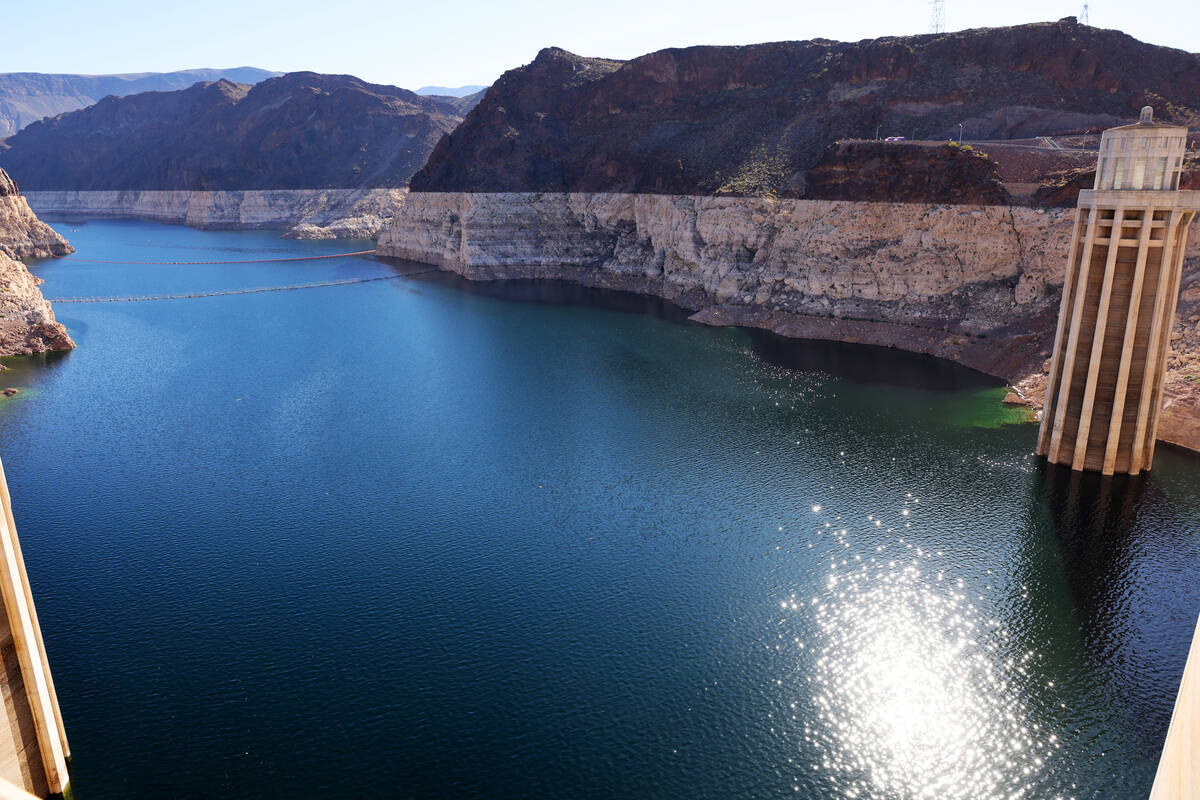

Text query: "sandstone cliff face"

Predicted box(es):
[24, 188, 407, 239]
[0, 252, 73, 356]
[0, 169, 73, 260]
[379, 191, 1200, 451]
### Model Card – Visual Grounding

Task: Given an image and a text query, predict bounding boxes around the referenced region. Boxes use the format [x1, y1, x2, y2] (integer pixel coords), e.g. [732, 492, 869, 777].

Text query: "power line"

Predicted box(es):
[929, 0, 946, 34]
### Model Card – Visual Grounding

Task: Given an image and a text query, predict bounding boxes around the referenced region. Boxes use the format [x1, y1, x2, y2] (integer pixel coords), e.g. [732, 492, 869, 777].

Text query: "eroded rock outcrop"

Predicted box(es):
[0, 168, 75, 355]
[379, 191, 1200, 451]
[0, 251, 74, 355]
[0, 169, 73, 260]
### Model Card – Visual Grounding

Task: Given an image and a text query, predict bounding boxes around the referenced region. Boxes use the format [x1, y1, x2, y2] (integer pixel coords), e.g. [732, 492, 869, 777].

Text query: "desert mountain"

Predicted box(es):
[410, 19, 1200, 198]
[0, 72, 467, 190]
[0, 67, 280, 137]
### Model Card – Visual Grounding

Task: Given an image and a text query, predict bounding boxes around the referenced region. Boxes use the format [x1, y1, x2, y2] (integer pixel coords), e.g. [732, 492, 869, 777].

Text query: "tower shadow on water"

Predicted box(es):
[1038, 460, 1147, 615]
[1034, 461, 1186, 763]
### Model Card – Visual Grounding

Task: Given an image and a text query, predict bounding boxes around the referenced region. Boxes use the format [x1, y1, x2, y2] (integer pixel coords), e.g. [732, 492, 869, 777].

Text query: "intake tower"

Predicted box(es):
[1037, 108, 1199, 474]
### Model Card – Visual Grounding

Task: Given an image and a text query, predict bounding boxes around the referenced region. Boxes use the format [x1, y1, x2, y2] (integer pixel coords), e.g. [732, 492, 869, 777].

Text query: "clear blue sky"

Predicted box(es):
[3, 0, 1195, 90]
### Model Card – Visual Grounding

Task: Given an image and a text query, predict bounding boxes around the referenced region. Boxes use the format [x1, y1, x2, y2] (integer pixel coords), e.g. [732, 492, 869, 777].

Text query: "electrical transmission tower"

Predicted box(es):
[1080, 2, 1089, 24]
[929, 0, 946, 34]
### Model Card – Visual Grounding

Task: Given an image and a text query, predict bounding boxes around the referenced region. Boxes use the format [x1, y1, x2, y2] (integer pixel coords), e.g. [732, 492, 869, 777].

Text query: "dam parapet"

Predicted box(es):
[0, 458, 68, 797]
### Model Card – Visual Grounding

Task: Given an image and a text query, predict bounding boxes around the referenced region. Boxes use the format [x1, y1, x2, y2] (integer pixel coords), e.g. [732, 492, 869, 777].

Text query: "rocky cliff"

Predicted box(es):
[0, 169, 73, 355]
[0, 252, 74, 356]
[378, 191, 1200, 452]
[0, 169, 72, 260]
[24, 188, 407, 239]
[411, 20, 1200, 199]
[0, 73, 465, 191]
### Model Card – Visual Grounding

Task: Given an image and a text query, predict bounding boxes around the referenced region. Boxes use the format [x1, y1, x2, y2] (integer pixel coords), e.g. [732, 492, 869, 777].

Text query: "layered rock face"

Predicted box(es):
[411, 20, 1200, 199]
[25, 188, 407, 239]
[380, 192, 1073, 368]
[0, 169, 72, 260]
[0, 251, 74, 355]
[805, 141, 1010, 204]
[379, 191, 1200, 451]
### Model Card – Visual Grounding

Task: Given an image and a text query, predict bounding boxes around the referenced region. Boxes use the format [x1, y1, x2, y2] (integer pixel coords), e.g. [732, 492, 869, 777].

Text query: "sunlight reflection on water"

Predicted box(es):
[781, 503, 1066, 800]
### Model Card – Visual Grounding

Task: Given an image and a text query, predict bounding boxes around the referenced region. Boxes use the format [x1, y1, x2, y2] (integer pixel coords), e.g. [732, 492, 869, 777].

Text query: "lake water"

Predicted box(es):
[2, 219, 1197, 799]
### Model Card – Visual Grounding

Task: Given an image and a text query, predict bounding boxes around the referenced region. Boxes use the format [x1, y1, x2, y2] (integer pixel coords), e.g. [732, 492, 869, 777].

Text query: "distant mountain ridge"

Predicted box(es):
[0, 72, 466, 190]
[416, 85, 487, 97]
[0, 67, 280, 136]
[411, 19, 1200, 198]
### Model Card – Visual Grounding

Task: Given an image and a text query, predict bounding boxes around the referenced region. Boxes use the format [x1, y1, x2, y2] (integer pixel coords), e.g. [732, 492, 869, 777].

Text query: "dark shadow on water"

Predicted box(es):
[1038, 460, 1147, 612]
[383, 260, 1004, 394]
[743, 327, 1001, 392]
[1034, 459, 1189, 759]
[390, 265, 700, 325]
[0, 348, 73, 379]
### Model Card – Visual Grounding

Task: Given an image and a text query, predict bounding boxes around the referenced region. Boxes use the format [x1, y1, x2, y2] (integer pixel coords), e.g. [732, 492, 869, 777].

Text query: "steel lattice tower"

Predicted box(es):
[928, 0, 945, 33]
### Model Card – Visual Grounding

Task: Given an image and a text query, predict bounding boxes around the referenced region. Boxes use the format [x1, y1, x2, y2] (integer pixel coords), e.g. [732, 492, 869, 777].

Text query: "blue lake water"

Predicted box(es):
[1, 219, 1198, 799]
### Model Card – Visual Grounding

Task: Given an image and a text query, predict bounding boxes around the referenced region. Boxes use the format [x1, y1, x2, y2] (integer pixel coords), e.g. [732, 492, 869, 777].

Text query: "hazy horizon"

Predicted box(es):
[4, 1, 1197, 92]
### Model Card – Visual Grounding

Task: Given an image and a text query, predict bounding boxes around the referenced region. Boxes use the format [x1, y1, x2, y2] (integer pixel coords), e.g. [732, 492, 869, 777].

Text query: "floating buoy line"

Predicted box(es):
[64, 248, 378, 265]
[47, 269, 441, 304]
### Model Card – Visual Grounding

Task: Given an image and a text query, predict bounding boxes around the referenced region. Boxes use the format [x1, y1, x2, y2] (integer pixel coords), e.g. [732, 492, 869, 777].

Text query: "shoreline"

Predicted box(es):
[377, 191, 1200, 456]
[397, 263, 1200, 459]
[24, 188, 407, 240]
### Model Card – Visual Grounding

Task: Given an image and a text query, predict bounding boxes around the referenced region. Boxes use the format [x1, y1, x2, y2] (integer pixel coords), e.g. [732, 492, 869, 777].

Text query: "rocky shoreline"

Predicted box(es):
[24, 188, 407, 240]
[378, 191, 1200, 454]
[0, 170, 73, 260]
[0, 251, 75, 356]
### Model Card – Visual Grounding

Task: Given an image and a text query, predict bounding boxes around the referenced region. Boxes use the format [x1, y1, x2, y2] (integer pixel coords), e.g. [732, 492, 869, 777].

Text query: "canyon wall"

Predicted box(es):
[24, 188, 407, 239]
[379, 191, 1200, 451]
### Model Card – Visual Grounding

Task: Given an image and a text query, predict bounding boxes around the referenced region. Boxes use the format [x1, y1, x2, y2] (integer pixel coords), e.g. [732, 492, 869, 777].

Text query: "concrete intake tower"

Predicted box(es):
[1037, 108, 1199, 475]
